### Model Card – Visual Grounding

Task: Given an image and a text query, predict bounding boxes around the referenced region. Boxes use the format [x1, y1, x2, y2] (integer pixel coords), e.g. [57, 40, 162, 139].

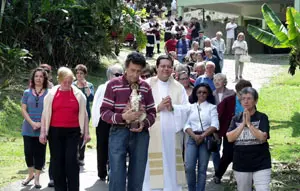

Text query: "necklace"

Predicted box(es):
[34, 88, 43, 108]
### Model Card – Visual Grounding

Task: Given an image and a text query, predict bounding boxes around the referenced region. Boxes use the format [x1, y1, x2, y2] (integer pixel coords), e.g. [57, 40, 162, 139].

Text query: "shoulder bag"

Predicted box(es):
[196, 104, 218, 152]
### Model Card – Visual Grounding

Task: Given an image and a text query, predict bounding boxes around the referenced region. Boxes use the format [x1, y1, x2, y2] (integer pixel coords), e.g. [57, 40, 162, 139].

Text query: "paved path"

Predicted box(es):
[0, 54, 287, 191]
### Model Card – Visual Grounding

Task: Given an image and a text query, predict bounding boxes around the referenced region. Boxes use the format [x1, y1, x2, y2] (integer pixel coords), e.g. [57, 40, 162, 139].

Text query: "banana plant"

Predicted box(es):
[247, 3, 300, 75]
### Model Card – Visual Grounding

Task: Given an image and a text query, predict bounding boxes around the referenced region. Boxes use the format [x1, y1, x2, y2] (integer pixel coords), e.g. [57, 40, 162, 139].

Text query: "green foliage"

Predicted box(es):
[247, 3, 300, 75]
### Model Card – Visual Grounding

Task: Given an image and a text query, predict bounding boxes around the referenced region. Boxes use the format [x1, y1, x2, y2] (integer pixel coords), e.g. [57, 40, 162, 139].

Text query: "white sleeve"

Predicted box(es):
[173, 104, 192, 132]
[91, 84, 106, 128]
[210, 105, 219, 130]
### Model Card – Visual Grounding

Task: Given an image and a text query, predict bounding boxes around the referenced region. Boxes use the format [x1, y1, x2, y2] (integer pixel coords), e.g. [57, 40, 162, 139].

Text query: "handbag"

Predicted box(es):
[239, 54, 251, 63]
[196, 105, 218, 152]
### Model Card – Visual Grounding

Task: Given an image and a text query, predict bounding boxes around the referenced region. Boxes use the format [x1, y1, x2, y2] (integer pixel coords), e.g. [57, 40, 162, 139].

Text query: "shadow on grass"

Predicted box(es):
[270, 112, 300, 137]
[17, 169, 28, 175]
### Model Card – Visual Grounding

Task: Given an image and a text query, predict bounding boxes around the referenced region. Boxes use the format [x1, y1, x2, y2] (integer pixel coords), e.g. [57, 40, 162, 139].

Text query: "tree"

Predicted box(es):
[247, 3, 300, 75]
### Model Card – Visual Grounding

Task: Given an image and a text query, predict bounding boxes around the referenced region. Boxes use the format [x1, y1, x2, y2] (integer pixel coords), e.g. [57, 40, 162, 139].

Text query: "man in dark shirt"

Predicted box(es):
[100, 52, 156, 191]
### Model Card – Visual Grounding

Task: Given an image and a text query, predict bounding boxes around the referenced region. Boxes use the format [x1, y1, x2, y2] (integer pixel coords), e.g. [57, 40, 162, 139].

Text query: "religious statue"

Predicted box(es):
[128, 83, 146, 128]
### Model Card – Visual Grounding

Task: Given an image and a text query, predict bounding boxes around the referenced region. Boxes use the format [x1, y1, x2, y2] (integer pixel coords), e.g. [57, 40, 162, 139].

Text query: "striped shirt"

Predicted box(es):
[100, 75, 156, 129]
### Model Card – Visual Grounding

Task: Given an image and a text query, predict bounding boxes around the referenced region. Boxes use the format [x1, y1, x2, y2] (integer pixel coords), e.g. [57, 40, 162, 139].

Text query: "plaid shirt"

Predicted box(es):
[100, 75, 156, 129]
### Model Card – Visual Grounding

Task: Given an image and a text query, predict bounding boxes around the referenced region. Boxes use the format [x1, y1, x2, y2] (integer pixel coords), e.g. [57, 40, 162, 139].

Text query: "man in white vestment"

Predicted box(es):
[143, 55, 189, 191]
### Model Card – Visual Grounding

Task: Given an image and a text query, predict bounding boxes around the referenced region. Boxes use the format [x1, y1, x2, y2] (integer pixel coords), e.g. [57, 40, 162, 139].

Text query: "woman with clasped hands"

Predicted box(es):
[227, 87, 271, 191]
[39, 67, 91, 191]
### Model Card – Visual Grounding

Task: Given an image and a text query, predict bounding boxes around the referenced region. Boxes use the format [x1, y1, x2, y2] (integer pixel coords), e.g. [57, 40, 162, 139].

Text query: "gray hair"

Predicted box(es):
[106, 64, 124, 80]
[216, 31, 223, 36]
[194, 62, 205, 70]
[214, 73, 227, 86]
[204, 38, 211, 43]
[191, 41, 199, 48]
[204, 47, 213, 53]
[175, 64, 188, 73]
[205, 61, 215, 68]
[240, 87, 259, 101]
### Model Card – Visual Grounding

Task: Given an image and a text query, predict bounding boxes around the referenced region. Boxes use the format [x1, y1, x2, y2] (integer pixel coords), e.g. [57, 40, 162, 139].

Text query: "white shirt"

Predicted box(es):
[183, 101, 219, 132]
[226, 22, 237, 39]
[91, 81, 108, 128]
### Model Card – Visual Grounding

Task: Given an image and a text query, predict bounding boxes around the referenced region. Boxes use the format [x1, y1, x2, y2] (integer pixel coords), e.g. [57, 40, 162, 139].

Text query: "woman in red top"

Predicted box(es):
[40, 67, 90, 191]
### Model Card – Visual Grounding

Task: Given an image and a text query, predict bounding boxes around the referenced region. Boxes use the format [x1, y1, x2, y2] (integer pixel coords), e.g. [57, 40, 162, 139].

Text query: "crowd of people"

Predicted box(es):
[141, 15, 249, 82]
[20, 48, 271, 191]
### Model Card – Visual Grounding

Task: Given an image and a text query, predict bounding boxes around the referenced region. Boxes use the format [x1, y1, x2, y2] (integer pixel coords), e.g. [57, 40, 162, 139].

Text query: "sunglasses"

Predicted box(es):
[197, 91, 208, 95]
[114, 73, 123, 77]
[141, 74, 151, 79]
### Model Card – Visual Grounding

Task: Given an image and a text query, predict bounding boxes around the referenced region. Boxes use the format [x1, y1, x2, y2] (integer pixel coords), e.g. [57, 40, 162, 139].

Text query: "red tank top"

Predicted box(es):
[50, 89, 80, 128]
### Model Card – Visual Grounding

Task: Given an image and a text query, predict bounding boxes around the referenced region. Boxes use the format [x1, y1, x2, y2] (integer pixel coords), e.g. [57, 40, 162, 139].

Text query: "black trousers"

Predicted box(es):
[215, 136, 234, 179]
[78, 136, 86, 161]
[96, 118, 111, 179]
[48, 127, 80, 191]
[23, 136, 46, 170]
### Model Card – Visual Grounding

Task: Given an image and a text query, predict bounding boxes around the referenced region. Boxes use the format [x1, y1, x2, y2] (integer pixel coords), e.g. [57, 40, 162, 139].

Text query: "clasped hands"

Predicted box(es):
[157, 96, 173, 112]
[242, 109, 252, 127]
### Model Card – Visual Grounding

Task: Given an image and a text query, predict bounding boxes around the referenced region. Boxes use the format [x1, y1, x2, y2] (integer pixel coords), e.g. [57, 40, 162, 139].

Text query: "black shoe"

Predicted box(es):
[35, 184, 42, 189]
[99, 177, 106, 181]
[48, 180, 54, 187]
[21, 176, 34, 186]
[214, 176, 221, 184]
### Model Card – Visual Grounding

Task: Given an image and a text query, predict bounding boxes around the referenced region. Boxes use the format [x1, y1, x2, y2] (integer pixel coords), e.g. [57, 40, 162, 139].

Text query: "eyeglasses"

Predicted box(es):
[113, 73, 123, 77]
[197, 91, 208, 95]
[141, 74, 151, 79]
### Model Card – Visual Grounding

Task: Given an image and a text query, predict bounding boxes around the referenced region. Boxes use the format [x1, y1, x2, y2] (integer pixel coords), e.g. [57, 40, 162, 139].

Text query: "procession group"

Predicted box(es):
[20, 47, 271, 191]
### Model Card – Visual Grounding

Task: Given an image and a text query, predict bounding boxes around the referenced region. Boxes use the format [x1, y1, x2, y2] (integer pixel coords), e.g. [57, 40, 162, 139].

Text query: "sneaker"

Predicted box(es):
[214, 176, 221, 184]
[48, 180, 54, 187]
[78, 160, 85, 166]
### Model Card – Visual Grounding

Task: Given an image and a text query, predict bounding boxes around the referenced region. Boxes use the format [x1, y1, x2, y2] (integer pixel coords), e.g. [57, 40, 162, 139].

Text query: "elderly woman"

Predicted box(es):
[212, 31, 226, 70]
[21, 68, 48, 188]
[74, 64, 94, 166]
[227, 87, 271, 191]
[211, 73, 235, 183]
[178, 71, 193, 96]
[186, 41, 199, 58]
[195, 50, 204, 62]
[39, 67, 91, 191]
[193, 62, 205, 78]
[232, 32, 248, 81]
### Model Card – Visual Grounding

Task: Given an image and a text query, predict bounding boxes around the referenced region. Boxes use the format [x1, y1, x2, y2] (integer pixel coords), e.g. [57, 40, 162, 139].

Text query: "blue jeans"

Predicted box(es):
[108, 125, 150, 191]
[185, 136, 211, 191]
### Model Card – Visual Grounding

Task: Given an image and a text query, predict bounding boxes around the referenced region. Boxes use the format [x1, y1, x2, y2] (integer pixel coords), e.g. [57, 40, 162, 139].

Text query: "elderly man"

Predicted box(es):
[195, 30, 207, 50]
[143, 55, 189, 191]
[100, 52, 156, 191]
[194, 62, 205, 78]
[204, 47, 221, 74]
[91, 64, 124, 181]
[212, 31, 226, 69]
[194, 61, 216, 91]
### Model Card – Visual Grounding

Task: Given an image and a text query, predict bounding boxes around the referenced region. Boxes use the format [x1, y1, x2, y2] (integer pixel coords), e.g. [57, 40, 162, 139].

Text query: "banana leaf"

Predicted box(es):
[286, 7, 299, 41]
[247, 24, 291, 48]
[262, 3, 289, 44]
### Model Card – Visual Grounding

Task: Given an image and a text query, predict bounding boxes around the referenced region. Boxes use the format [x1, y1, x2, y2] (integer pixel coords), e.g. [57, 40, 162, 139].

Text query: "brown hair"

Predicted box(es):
[235, 79, 252, 92]
[30, 67, 48, 89]
[75, 64, 88, 74]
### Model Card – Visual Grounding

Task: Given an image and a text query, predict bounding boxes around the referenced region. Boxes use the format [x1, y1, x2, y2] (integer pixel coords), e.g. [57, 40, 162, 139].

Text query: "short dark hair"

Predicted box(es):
[235, 79, 252, 92]
[156, 55, 173, 67]
[190, 83, 215, 104]
[125, 52, 146, 68]
[30, 67, 48, 89]
[39, 63, 52, 73]
[75, 64, 88, 74]
[240, 87, 259, 101]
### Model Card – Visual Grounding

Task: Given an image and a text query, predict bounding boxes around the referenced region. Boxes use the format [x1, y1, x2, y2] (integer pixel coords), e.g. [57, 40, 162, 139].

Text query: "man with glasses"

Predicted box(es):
[143, 55, 189, 191]
[194, 61, 216, 91]
[100, 52, 156, 191]
[91, 64, 124, 181]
